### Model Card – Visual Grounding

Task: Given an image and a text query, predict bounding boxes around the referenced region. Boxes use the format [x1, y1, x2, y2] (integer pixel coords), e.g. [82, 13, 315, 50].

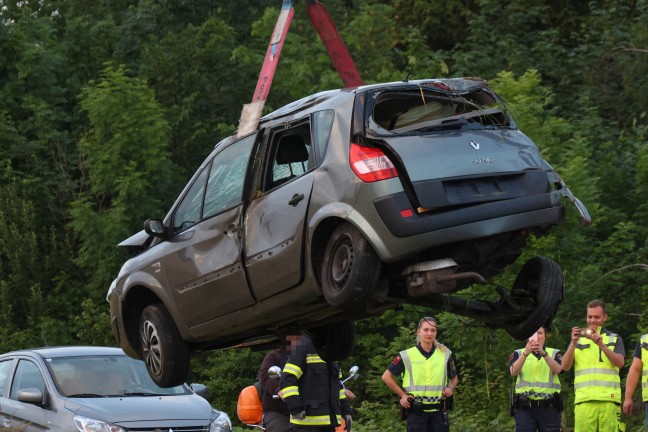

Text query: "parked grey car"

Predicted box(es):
[108, 77, 591, 387]
[0, 346, 231, 432]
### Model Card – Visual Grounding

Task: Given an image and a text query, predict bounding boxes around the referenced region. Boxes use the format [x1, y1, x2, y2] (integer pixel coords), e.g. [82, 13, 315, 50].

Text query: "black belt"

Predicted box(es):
[421, 403, 443, 411]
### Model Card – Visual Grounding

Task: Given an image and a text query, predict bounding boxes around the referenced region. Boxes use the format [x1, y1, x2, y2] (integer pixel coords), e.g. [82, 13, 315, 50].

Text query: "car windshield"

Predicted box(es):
[367, 85, 514, 136]
[47, 355, 190, 397]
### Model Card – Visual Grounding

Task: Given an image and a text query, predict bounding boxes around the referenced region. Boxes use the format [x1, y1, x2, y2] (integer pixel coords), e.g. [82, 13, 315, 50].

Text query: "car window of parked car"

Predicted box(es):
[49, 355, 189, 397]
[312, 110, 334, 165]
[10, 360, 45, 398]
[0, 359, 13, 396]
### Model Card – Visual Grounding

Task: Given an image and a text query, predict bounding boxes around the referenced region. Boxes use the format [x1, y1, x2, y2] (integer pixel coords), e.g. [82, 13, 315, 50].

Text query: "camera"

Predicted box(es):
[579, 328, 594, 338]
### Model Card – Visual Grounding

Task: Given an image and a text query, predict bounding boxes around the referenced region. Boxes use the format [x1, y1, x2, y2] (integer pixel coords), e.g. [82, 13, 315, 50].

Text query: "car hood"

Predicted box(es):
[64, 394, 215, 423]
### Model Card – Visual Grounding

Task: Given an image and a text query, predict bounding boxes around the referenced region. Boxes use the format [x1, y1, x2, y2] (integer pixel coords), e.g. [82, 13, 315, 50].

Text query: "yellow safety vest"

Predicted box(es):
[400, 346, 451, 406]
[640, 334, 648, 402]
[515, 348, 561, 399]
[573, 328, 621, 404]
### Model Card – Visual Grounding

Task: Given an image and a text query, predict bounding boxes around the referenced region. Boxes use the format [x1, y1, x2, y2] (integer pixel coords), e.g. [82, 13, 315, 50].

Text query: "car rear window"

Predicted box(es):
[368, 86, 513, 135]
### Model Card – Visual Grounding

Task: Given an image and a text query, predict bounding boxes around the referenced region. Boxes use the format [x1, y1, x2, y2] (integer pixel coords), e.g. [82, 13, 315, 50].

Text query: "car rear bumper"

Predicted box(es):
[374, 190, 563, 237]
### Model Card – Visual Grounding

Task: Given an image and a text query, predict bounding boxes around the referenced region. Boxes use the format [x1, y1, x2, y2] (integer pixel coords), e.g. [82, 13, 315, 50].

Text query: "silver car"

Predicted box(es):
[108, 77, 590, 387]
[0, 346, 232, 432]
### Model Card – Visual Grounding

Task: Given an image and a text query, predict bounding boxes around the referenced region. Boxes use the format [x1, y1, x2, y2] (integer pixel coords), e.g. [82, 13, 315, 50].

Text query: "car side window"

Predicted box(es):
[10, 360, 46, 398]
[264, 121, 313, 191]
[173, 134, 256, 231]
[173, 166, 209, 233]
[203, 133, 256, 218]
[312, 110, 334, 165]
[0, 359, 13, 396]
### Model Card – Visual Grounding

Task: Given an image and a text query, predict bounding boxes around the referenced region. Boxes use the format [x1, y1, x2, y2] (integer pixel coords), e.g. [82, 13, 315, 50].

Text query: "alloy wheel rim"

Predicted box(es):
[141, 320, 162, 376]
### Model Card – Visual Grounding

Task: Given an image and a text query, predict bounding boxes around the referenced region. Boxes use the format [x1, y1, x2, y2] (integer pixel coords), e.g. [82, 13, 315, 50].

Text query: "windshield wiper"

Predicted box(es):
[123, 392, 163, 396]
[67, 393, 106, 398]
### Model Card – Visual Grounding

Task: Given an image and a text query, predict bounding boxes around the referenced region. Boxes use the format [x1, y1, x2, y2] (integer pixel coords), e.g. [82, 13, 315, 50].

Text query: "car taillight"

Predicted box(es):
[349, 143, 398, 182]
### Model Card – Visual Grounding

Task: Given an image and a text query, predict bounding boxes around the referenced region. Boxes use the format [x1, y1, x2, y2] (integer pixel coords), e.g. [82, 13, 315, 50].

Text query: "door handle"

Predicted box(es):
[288, 194, 305, 207]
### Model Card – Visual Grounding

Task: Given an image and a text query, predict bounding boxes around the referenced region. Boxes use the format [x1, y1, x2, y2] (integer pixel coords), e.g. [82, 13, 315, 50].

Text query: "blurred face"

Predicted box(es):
[417, 321, 437, 345]
[587, 306, 607, 328]
[287, 335, 301, 351]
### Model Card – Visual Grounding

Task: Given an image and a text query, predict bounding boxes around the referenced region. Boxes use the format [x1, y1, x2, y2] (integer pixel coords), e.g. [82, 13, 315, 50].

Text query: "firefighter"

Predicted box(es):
[259, 335, 302, 431]
[381, 316, 458, 432]
[622, 333, 648, 427]
[280, 335, 352, 432]
[562, 299, 626, 432]
[509, 326, 563, 431]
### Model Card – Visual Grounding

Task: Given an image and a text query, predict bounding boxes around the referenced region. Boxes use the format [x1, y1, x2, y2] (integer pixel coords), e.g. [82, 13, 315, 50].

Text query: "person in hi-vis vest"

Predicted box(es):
[622, 333, 648, 427]
[381, 317, 458, 432]
[562, 299, 626, 432]
[509, 326, 563, 431]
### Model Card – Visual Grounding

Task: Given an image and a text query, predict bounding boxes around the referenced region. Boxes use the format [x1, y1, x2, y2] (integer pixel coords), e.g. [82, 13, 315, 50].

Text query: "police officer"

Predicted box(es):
[381, 316, 458, 432]
[562, 299, 625, 431]
[280, 335, 352, 432]
[622, 333, 648, 427]
[509, 326, 563, 431]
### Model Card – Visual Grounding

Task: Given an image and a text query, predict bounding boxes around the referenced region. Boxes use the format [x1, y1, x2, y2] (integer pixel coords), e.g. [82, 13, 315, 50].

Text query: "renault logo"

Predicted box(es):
[470, 140, 480, 150]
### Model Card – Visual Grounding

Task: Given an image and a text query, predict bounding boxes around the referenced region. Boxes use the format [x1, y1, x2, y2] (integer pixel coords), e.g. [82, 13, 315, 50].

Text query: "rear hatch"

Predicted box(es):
[358, 79, 550, 210]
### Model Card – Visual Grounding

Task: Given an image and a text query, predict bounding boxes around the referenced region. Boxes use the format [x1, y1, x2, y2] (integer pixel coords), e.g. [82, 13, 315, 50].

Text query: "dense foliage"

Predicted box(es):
[1, 0, 647, 430]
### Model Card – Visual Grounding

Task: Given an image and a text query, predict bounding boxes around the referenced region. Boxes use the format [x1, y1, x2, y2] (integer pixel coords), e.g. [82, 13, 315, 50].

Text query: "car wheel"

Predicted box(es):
[310, 320, 356, 362]
[139, 303, 190, 387]
[504, 256, 564, 340]
[321, 222, 381, 310]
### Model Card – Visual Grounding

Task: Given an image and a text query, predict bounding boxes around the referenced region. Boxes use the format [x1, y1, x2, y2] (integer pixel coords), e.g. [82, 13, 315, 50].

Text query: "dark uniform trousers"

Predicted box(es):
[514, 406, 561, 432]
[407, 410, 449, 432]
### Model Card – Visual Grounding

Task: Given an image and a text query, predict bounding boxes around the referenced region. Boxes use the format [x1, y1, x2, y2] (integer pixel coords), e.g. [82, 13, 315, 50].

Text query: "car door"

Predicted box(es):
[1, 358, 51, 432]
[0, 358, 15, 428]
[244, 120, 315, 300]
[163, 132, 259, 327]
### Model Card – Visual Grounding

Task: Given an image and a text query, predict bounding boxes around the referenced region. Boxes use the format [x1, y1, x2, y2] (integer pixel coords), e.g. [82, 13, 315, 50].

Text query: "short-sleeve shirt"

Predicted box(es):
[508, 346, 563, 367]
[633, 343, 642, 359]
[387, 344, 458, 379]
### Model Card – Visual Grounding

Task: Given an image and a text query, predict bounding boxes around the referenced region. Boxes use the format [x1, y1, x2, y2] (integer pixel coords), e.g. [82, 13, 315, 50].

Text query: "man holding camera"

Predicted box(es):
[562, 299, 625, 431]
[381, 317, 458, 432]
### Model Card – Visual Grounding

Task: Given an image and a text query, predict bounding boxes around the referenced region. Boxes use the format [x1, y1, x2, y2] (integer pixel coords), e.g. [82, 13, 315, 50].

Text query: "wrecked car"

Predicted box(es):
[107, 77, 591, 387]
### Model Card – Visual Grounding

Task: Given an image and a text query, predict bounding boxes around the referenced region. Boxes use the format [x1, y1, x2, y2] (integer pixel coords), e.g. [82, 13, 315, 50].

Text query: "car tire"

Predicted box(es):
[310, 320, 356, 362]
[139, 303, 190, 387]
[504, 256, 564, 340]
[321, 222, 381, 310]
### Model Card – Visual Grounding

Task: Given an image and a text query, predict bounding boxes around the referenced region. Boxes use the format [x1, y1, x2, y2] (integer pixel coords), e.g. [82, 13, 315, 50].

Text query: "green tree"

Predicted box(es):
[69, 64, 179, 299]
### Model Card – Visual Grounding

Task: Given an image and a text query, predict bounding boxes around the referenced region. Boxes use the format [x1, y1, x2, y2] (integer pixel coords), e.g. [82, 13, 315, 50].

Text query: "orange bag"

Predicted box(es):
[237, 383, 263, 425]
[335, 416, 346, 432]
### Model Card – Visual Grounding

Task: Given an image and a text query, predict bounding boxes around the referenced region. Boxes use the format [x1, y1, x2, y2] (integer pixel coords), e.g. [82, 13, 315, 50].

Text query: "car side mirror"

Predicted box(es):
[144, 219, 167, 238]
[17, 388, 45, 405]
[190, 383, 208, 399]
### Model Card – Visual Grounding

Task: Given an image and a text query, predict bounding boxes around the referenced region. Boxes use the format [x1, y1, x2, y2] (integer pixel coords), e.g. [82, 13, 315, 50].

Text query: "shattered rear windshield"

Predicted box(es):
[367, 85, 514, 136]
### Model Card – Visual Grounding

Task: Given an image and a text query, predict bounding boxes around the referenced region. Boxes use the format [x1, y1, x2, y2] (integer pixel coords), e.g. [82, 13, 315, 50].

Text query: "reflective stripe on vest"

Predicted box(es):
[573, 330, 621, 403]
[400, 346, 450, 403]
[641, 334, 648, 402]
[515, 348, 561, 399]
[290, 414, 342, 426]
